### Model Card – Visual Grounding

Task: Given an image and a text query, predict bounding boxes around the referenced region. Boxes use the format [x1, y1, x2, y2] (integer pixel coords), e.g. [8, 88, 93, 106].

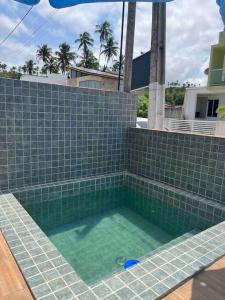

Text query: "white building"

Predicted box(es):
[183, 86, 225, 121]
[165, 33, 225, 137]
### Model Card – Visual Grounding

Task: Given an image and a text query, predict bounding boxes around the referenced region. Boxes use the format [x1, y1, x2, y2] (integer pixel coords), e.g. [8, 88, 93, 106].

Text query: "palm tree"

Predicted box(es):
[75, 32, 94, 61]
[43, 56, 59, 74]
[24, 60, 36, 75]
[10, 66, 17, 72]
[0, 63, 7, 71]
[36, 44, 52, 63]
[21, 65, 27, 74]
[18, 66, 23, 74]
[95, 21, 112, 62]
[112, 55, 125, 73]
[77, 50, 99, 70]
[101, 37, 118, 67]
[55, 43, 75, 74]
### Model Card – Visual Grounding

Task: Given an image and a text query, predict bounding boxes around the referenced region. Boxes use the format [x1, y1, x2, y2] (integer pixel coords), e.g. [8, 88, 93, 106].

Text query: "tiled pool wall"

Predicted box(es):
[1, 77, 225, 299]
[128, 128, 225, 205]
[14, 172, 124, 205]
[15, 171, 225, 240]
[124, 172, 225, 234]
[1, 174, 225, 300]
[0, 78, 136, 191]
[14, 173, 125, 230]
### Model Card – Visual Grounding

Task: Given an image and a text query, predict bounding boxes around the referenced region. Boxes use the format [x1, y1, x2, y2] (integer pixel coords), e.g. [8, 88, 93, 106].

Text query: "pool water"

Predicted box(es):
[46, 207, 173, 284]
[23, 187, 211, 284]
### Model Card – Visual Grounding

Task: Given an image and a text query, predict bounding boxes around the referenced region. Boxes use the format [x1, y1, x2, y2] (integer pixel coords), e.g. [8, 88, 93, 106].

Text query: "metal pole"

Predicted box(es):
[118, 1, 125, 91]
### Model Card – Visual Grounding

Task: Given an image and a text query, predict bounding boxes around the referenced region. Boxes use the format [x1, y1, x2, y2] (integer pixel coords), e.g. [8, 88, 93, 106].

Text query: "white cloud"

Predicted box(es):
[0, 13, 31, 39]
[0, 39, 36, 67]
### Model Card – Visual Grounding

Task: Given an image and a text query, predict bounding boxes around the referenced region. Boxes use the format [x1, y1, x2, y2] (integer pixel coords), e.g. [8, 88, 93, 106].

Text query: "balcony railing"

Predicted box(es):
[210, 69, 225, 86]
[165, 119, 217, 136]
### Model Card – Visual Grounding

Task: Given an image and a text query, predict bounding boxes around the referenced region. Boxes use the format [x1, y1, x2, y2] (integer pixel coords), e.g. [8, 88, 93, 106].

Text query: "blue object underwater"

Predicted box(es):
[124, 259, 140, 269]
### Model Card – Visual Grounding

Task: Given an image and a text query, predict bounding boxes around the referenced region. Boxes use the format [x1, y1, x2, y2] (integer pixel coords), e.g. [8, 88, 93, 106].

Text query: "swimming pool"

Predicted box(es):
[6, 172, 225, 299]
[22, 186, 212, 285]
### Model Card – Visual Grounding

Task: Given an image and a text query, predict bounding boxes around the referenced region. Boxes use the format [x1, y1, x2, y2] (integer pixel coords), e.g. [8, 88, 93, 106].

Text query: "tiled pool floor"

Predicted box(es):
[22, 185, 214, 286]
[46, 207, 174, 284]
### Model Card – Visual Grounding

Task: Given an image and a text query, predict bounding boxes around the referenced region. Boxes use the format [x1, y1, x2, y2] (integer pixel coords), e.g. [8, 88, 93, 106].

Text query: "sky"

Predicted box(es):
[0, 0, 223, 85]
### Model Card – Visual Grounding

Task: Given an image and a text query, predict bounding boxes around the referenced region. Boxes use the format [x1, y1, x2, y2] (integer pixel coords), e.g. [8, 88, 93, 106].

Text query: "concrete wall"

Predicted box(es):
[61, 75, 121, 91]
[165, 106, 183, 119]
[0, 78, 136, 191]
[129, 128, 225, 205]
[21, 74, 67, 84]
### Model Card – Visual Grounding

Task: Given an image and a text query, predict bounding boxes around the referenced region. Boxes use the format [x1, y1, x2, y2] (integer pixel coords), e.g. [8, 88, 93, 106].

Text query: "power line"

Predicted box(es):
[13, 10, 57, 57]
[0, 6, 34, 47]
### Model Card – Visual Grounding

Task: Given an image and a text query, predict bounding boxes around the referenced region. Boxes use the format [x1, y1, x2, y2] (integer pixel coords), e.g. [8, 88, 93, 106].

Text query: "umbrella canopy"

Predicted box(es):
[217, 0, 225, 29]
[14, 0, 173, 9]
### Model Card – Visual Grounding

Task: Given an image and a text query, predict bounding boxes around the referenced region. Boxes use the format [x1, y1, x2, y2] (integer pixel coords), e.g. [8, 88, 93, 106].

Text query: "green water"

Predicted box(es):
[23, 187, 212, 284]
[46, 207, 173, 284]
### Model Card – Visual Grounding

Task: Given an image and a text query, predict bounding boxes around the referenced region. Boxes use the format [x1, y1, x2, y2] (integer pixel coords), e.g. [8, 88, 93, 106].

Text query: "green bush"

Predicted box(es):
[137, 86, 185, 118]
[137, 93, 149, 117]
[165, 87, 185, 106]
[217, 106, 225, 119]
[0, 71, 21, 80]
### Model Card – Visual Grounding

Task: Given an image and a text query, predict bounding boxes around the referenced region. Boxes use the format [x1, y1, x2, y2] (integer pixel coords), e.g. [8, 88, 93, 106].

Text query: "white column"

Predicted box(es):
[148, 82, 165, 130]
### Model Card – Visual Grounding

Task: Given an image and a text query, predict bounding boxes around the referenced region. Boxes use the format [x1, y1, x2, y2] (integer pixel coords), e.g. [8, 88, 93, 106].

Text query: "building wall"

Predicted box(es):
[21, 74, 67, 84]
[165, 106, 183, 119]
[184, 87, 225, 120]
[62, 75, 120, 91]
[128, 128, 225, 205]
[0, 78, 136, 191]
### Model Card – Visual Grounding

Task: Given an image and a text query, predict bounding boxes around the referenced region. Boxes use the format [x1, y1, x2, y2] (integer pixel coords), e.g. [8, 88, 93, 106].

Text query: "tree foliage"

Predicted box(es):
[77, 50, 99, 69]
[24, 60, 37, 75]
[165, 87, 185, 106]
[55, 43, 75, 74]
[137, 85, 188, 118]
[0, 70, 21, 80]
[0, 21, 123, 77]
[137, 90, 149, 117]
[101, 37, 118, 67]
[42, 56, 59, 74]
[95, 21, 112, 62]
[217, 106, 225, 119]
[36, 44, 52, 63]
[75, 32, 94, 61]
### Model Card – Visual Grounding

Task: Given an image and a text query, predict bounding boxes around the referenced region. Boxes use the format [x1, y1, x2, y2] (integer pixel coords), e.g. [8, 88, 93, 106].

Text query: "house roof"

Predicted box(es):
[67, 65, 123, 79]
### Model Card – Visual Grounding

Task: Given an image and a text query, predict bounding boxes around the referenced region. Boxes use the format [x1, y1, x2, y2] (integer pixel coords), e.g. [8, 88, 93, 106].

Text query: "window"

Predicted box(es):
[207, 99, 219, 117]
[71, 70, 83, 78]
[79, 80, 102, 89]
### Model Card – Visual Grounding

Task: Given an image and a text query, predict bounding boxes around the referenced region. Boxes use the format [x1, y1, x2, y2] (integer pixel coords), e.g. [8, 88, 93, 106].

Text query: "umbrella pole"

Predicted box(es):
[118, 1, 125, 91]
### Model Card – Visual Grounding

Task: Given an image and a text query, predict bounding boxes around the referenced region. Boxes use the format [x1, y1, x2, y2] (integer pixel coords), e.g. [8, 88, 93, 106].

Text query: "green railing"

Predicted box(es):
[210, 69, 225, 86]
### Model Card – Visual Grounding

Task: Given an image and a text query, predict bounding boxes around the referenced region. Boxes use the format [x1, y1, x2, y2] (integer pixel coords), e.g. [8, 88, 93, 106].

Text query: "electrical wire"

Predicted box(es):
[0, 6, 34, 47]
[13, 10, 57, 57]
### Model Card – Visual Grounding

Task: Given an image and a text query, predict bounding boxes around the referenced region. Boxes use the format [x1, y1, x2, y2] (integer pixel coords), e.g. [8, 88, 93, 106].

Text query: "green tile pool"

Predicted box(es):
[23, 187, 212, 284]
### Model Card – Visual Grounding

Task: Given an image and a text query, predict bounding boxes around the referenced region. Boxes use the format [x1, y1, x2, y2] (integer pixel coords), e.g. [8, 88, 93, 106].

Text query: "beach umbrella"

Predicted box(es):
[217, 0, 225, 30]
[13, 0, 173, 9]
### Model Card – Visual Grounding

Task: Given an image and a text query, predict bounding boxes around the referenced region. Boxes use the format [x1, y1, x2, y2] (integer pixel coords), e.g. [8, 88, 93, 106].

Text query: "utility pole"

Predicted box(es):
[148, 3, 166, 130]
[118, 2, 125, 91]
[123, 2, 136, 92]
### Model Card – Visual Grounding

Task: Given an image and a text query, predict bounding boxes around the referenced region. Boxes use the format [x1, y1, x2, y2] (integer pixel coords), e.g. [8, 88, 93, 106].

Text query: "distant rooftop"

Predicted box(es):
[67, 65, 123, 79]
